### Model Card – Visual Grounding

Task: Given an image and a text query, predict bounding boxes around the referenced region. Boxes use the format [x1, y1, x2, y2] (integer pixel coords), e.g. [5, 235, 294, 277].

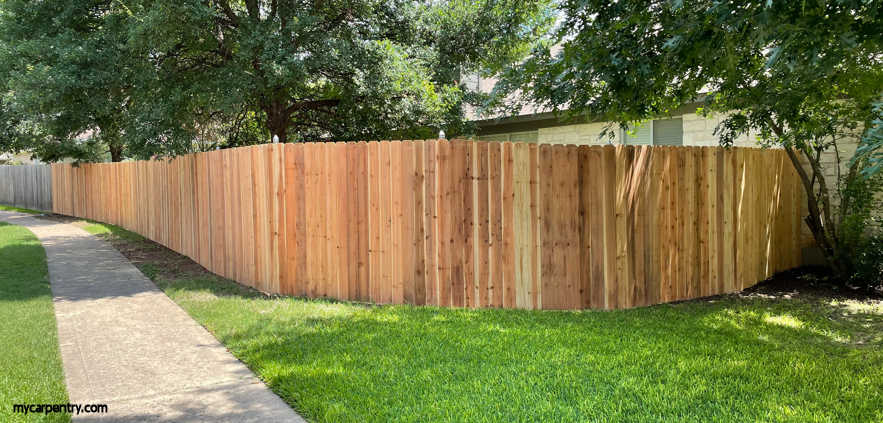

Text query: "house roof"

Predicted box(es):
[472, 102, 704, 135]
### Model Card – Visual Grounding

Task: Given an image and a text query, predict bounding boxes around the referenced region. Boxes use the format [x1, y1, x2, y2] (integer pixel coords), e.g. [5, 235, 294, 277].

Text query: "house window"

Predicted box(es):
[623, 123, 652, 145]
[623, 118, 683, 146]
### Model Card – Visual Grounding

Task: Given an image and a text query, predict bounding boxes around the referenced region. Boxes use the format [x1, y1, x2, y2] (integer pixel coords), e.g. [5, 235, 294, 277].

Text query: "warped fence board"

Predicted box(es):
[0, 164, 52, 212]
[50, 142, 804, 310]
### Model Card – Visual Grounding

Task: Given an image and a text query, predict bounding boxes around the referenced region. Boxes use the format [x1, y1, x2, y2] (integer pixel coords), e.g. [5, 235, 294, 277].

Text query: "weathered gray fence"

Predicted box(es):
[0, 165, 53, 212]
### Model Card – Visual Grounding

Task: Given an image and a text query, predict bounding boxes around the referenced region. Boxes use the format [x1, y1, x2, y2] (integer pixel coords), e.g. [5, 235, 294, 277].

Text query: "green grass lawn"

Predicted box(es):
[75, 220, 145, 242]
[0, 204, 41, 214]
[154, 277, 882, 422]
[0, 222, 69, 422]
[76, 219, 883, 422]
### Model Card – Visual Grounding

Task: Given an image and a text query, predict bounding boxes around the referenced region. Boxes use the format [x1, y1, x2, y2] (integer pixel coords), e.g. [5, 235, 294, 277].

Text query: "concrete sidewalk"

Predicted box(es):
[0, 211, 305, 422]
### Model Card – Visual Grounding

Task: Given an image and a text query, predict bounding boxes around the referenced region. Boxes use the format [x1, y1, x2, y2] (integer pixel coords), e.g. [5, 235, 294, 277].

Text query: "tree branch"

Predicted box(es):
[801, 146, 838, 246]
[245, 0, 259, 21]
[769, 115, 841, 271]
[215, 0, 240, 27]
[783, 145, 837, 264]
[284, 99, 341, 115]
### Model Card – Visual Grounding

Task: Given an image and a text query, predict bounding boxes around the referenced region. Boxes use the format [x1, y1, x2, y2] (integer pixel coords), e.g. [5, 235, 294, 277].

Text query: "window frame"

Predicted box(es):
[621, 118, 683, 146]
[621, 121, 654, 146]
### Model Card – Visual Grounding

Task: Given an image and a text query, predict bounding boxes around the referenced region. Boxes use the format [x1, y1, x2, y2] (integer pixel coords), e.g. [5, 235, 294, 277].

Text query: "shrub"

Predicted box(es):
[846, 234, 883, 292]
[838, 160, 883, 292]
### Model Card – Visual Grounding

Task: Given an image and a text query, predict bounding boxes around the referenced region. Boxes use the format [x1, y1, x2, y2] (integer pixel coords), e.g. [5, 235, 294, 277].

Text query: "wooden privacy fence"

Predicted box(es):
[0, 164, 53, 212]
[51, 141, 804, 310]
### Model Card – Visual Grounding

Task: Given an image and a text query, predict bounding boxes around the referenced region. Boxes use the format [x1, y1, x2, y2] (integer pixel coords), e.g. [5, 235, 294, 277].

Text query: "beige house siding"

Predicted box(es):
[467, 63, 871, 263]
[798, 136, 862, 248]
[477, 113, 760, 147]
[536, 122, 617, 145]
[474, 111, 864, 256]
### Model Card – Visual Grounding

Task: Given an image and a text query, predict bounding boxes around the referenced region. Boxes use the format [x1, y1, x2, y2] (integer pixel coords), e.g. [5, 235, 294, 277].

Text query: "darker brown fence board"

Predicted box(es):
[50, 141, 804, 310]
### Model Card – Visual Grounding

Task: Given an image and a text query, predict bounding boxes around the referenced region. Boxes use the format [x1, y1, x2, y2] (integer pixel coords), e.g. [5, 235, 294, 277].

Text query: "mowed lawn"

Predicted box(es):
[0, 205, 40, 214]
[75, 219, 883, 422]
[156, 276, 883, 422]
[0, 222, 69, 422]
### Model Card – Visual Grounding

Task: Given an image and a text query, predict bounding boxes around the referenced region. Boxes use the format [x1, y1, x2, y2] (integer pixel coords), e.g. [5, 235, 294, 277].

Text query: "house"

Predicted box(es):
[472, 103, 761, 148]
[464, 75, 865, 266]
[465, 72, 761, 148]
[0, 151, 43, 165]
[464, 74, 857, 200]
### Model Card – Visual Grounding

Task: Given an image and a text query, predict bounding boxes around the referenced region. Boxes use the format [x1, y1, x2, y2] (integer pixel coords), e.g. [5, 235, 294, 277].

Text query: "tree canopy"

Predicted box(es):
[0, 0, 138, 161]
[0, 0, 552, 160]
[491, 0, 882, 277]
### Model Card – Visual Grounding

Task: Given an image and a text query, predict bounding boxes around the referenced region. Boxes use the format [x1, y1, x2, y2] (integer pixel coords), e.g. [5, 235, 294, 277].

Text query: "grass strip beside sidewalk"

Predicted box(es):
[76, 219, 883, 422]
[0, 222, 70, 422]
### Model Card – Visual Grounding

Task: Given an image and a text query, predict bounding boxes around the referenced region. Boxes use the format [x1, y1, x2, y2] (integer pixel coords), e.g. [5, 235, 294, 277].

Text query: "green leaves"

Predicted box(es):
[854, 100, 883, 178]
[491, 0, 883, 277]
[125, 0, 542, 146]
[0, 0, 550, 160]
[496, 0, 882, 152]
[0, 0, 138, 161]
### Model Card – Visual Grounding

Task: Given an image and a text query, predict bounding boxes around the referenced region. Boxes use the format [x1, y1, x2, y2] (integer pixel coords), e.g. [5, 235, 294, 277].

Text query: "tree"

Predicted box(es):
[0, 0, 139, 162]
[122, 0, 551, 156]
[493, 0, 883, 278]
[0, 0, 552, 160]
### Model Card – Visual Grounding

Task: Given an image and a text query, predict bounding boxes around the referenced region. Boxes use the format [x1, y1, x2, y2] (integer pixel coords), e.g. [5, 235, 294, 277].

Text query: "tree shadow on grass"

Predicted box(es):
[164, 275, 883, 422]
[73, 223, 882, 421]
[0, 221, 51, 302]
[0, 222, 69, 423]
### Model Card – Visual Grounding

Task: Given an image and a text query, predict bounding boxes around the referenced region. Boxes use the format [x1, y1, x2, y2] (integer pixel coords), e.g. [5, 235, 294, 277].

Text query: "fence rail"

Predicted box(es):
[51, 141, 804, 310]
[0, 164, 52, 212]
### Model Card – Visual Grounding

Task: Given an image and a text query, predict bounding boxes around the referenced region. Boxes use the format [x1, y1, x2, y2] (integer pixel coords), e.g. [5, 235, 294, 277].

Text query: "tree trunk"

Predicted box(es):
[264, 98, 290, 143]
[99, 122, 125, 162]
[783, 146, 846, 276]
[268, 120, 289, 143]
[109, 143, 124, 162]
[766, 116, 848, 277]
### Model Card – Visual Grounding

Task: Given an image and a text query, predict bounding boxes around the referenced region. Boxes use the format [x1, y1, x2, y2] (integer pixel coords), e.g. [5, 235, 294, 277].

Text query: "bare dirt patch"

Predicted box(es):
[38, 213, 882, 319]
[39, 214, 209, 281]
[743, 267, 883, 302]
